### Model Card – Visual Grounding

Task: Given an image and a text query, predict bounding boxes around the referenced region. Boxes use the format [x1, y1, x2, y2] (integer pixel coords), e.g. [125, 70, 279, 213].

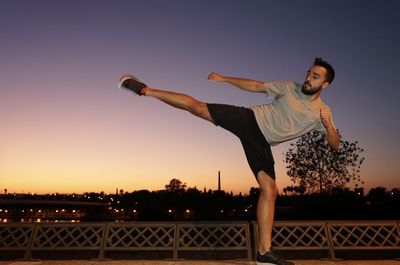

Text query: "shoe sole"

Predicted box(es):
[118, 74, 135, 89]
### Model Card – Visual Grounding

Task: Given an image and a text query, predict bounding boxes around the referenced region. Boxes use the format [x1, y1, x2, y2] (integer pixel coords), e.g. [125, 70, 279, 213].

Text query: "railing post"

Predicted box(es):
[173, 223, 179, 260]
[23, 222, 37, 260]
[97, 222, 108, 260]
[252, 221, 259, 259]
[245, 221, 252, 261]
[396, 220, 400, 261]
[324, 221, 336, 260]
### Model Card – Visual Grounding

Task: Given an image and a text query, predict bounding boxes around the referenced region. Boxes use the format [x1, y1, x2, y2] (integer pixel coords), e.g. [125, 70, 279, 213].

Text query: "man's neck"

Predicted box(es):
[304, 91, 322, 102]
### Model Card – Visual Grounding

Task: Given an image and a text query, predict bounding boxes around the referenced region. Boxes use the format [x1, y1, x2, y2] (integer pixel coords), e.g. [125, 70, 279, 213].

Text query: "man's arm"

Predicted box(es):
[208, 72, 266, 93]
[320, 109, 340, 149]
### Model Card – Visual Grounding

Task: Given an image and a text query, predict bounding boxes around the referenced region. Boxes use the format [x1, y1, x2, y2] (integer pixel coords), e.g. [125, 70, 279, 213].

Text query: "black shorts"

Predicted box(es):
[206, 103, 276, 180]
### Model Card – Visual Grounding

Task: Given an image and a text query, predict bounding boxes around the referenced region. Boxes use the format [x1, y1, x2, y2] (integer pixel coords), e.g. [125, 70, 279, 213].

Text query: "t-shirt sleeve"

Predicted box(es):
[263, 80, 296, 98]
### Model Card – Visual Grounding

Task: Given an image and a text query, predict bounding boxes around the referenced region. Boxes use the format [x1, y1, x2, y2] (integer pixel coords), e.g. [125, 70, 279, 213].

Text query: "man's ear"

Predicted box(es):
[322, 81, 330, 89]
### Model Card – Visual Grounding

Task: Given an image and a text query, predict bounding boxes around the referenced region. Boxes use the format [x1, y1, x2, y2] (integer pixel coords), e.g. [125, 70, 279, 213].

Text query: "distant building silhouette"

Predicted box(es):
[218, 171, 221, 192]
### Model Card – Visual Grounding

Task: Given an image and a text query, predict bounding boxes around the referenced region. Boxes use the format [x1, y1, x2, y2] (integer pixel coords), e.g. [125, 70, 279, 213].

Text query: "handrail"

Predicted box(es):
[1, 220, 399, 260]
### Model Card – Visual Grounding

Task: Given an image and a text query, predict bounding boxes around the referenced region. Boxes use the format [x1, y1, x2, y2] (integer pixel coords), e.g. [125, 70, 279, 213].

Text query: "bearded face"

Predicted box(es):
[302, 81, 323, 95]
[302, 66, 328, 96]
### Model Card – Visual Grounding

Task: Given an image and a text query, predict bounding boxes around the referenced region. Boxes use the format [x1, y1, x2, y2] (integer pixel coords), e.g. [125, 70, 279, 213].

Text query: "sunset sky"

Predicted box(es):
[1, 0, 399, 195]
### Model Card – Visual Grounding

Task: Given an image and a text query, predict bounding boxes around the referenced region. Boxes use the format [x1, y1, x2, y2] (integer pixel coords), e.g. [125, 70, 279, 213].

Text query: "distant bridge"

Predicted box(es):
[0, 199, 107, 207]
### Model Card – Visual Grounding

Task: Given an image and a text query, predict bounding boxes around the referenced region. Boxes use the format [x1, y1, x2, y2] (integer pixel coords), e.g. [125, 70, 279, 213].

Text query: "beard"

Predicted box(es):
[302, 82, 322, 95]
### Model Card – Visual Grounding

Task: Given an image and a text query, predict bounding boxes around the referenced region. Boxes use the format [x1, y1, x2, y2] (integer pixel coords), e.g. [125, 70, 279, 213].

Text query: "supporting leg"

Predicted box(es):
[256, 170, 278, 253]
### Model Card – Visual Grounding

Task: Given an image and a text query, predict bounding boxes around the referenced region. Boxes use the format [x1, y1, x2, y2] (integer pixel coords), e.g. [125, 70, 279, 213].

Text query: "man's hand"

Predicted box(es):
[320, 108, 333, 129]
[321, 108, 340, 149]
[208, 72, 225, 82]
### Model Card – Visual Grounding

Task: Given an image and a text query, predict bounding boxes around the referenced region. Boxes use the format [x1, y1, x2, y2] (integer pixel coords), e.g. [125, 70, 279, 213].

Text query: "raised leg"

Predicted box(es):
[144, 87, 214, 123]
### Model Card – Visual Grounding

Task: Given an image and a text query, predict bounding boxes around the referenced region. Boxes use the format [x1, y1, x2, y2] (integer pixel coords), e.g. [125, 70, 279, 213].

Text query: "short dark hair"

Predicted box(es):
[313, 57, 335, 84]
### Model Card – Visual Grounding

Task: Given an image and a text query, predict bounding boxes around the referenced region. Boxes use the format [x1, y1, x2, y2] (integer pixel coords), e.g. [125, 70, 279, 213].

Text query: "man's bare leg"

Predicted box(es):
[143, 87, 213, 123]
[256, 170, 278, 253]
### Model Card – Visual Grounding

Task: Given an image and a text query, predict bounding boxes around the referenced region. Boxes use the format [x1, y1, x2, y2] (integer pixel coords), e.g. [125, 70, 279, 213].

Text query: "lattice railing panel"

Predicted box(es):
[32, 224, 104, 249]
[272, 223, 328, 249]
[106, 223, 175, 249]
[329, 222, 400, 248]
[0, 224, 33, 249]
[178, 223, 248, 249]
[1, 220, 399, 260]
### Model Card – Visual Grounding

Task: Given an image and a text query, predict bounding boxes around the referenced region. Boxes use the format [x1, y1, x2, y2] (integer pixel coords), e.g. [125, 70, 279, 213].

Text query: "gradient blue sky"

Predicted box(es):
[1, 0, 399, 194]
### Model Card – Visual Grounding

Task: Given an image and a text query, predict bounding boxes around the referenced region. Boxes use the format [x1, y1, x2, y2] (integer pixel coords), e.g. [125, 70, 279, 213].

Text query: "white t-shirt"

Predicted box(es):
[251, 80, 335, 146]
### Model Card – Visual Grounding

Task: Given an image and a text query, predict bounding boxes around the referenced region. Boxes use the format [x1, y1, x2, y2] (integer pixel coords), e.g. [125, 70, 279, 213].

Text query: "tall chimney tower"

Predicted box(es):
[218, 171, 221, 191]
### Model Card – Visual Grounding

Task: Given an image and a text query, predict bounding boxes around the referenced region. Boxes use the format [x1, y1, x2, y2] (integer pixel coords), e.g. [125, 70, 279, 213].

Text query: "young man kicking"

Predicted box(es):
[118, 58, 340, 265]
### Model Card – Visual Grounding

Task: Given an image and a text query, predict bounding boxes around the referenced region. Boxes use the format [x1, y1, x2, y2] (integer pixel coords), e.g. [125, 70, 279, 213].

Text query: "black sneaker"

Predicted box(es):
[256, 251, 294, 265]
[118, 74, 147, 96]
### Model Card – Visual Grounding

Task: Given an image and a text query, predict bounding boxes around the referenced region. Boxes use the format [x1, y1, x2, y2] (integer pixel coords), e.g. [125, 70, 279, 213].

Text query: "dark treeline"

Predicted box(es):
[1, 185, 399, 222]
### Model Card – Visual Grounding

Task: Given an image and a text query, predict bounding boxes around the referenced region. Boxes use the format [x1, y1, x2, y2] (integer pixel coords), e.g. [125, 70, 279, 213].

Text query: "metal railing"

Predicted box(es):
[0, 221, 399, 260]
[253, 220, 400, 259]
[0, 221, 251, 260]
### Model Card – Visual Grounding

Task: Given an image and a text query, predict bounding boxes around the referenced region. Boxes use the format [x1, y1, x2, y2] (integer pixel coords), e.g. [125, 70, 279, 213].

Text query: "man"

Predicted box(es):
[119, 58, 340, 265]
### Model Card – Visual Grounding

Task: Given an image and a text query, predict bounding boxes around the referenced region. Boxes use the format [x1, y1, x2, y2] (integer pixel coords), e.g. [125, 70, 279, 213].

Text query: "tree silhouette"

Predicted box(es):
[366, 187, 387, 202]
[165, 178, 187, 193]
[285, 131, 365, 194]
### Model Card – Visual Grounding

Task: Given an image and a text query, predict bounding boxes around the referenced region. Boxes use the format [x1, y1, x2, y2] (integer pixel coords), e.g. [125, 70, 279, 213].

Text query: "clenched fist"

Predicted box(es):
[320, 108, 333, 129]
[207, 72, 225, 82]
